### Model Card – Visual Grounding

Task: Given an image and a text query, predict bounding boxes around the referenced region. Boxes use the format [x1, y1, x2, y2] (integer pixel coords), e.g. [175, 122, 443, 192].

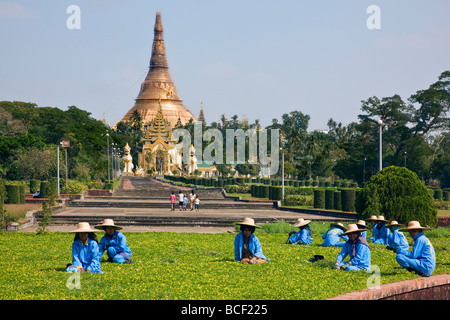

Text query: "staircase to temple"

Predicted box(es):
[68, 176, 276, 210]
[41, 176, 278, 228]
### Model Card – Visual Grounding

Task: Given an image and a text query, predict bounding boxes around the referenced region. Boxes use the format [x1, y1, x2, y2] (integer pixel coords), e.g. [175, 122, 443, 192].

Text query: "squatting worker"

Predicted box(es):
[234, 217, 269, 264]
[366, 215, 378, 241]
[66, 222, 103, 274]
[287, 218, 313, 245]
[356, 220, 368, 239]
[386, 221, 409, 252]
[321, 222, 348, 247]
[334, 223, 371, 271]
[95, 219, 133, 264]
[372, 216, 390, 245]
[395, 221, 436, 277]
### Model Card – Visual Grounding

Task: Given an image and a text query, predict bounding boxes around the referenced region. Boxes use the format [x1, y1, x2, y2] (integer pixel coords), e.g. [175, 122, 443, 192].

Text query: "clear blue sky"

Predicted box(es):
[1, 0, 449, 131]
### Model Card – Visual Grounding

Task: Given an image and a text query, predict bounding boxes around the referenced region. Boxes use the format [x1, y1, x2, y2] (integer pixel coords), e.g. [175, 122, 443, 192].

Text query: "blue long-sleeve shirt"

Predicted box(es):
[321, 227, 348, 247]
[373, 224, 390, 245]
[387, 231, 409, 251]
[234, 232, 269, 261]
[289, 228, 313, 245]
[98, 231, 132, 260]
[396, 232, 435, 276]
[369, 223, 378, 241]
[71, 239, 103, 274]
[335, 241, 371, 270]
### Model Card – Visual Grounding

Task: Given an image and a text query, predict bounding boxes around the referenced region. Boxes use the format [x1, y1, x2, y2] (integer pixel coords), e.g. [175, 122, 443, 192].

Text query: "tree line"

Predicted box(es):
[1, 70, 448, 188]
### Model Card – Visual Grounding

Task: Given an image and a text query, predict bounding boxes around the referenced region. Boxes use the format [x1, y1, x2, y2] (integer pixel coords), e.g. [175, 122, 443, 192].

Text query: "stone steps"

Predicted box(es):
[68, 199, 276, 209]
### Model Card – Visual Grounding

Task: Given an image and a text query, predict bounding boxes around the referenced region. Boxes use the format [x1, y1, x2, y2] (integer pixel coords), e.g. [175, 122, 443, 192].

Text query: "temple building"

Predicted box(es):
[118, 11, 219, 177]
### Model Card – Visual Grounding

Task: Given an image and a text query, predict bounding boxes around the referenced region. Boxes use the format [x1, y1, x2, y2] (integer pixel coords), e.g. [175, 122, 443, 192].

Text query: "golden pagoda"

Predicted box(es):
[119, 11, 196, 128]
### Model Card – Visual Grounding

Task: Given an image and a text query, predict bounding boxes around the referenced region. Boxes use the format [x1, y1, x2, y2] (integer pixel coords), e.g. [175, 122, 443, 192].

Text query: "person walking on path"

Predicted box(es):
[189, 191, 196, 211]
[183, 195, 188, 211]
[170, 191, 176, 211]
[395, 221, 435, 277]
[178, 190, 184, 211]
[194, 195, 200, 212]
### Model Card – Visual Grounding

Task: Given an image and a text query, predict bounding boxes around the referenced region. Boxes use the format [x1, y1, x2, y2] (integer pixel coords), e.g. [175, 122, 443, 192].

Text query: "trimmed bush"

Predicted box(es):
[313, 189, 325, 209]
[444, 191, 450, 202]
[334, 191, 342, 211]
[19, 185, 25, 204]
[40, 180, 57, 198]
[262, 185, 269, 198]
[357, 166, 437, 227]
[325, 189, 334, 210]
[30, 179, 40, 193]
[5, 185, 20, 204]
[434, 189, 443, 200]
[341, 188, 356, 212]
[269, 186, 282, 201]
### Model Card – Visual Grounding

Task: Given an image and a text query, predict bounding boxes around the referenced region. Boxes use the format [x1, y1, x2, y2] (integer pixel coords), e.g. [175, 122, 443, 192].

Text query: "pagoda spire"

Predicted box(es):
[198, 101, 206, 125]
[118, 11, 196, 129]
[150, 11, 169, 70]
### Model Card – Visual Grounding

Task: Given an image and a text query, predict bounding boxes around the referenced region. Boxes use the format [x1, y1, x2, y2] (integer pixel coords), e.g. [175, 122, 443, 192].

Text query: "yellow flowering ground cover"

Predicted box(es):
[0, 225, 449, 300]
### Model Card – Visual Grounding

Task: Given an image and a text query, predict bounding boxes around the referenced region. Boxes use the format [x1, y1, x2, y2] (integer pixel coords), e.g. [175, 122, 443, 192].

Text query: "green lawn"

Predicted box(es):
[1, 224, 449, 300]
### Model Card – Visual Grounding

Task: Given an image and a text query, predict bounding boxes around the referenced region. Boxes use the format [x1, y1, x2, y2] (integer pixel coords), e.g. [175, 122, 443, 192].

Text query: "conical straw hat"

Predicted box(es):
[95, 219, 123, 230]
[356, 220, 367, 227]
[69, 222, 97, 233]
[387, 220, 404, 228]
[235, 217, 262, 228]
[331, 222, 346, 231]
[399, 221, 431, 232]
[341, 223, 367, 236]
[293, 218, 311, 228]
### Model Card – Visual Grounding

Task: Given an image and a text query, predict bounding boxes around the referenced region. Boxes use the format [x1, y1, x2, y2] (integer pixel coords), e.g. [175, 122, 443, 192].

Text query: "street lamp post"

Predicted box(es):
[363, 157, 366, 184]
[404, 151, 407, 168]
[57, 142, 61, 198]
[106, 133, 110, 182]
[281, 148, 284, 203]
[378, 120, 383, 171]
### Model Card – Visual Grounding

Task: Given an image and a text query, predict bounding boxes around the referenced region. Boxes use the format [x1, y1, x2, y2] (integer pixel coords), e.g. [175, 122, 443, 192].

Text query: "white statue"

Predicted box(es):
[122, 143, 134, 175]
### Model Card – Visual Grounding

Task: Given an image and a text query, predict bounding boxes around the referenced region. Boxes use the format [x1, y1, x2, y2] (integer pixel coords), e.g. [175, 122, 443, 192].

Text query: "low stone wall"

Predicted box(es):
[437, 216, 450, 227]
[328, 274, 450, 300]
[85, 189, 112, 197]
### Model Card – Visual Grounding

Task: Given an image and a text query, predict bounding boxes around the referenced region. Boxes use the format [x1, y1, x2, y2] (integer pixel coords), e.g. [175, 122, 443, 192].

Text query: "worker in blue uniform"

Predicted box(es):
[372, 216, 390, 245]
[386, 221, 409, 252]
[95, 219, 133, 264]
[334, 224, 371, 271]
[356, 220, 368, 239]
[366, 215, 379, 241]
[234, 217, 269, 264]
[395, 221, 436, 277]
[66, 222, 103, 274]
[288, 218, 313, 245]
[321, 222, 348, 247]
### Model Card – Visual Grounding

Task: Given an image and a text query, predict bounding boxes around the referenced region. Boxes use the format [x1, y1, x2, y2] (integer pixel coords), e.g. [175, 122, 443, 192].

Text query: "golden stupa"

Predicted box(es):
[119, 11, 196, 128]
